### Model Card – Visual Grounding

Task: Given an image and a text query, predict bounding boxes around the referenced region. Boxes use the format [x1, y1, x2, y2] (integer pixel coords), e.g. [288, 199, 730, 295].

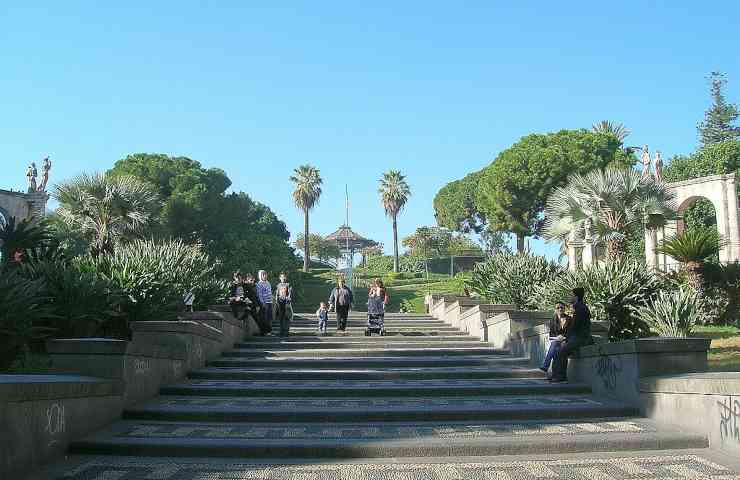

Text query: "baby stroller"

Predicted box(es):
[365, 293, 386, 336]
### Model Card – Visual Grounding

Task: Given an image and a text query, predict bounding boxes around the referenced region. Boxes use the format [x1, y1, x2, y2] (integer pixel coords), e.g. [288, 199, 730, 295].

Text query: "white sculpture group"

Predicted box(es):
[26, 157, 52, 193]
[640, 145, 663, 183]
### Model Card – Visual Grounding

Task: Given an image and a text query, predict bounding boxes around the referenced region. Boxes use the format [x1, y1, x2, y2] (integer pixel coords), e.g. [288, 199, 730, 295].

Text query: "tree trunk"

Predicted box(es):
[606, 238, 626, 261]
[303, 209, 310, 272]
[516, 233, 525, 253]
[392, 214, 399, 273]
[685, 261, 704, 295]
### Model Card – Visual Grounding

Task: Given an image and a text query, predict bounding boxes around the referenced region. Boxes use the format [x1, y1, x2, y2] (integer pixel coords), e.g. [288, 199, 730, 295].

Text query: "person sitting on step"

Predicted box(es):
[540, 302, 571, 376]
[550, 287, 592, 383]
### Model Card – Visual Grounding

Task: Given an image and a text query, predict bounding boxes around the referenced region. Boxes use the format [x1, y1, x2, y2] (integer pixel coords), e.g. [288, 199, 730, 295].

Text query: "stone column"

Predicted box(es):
[644, 228, 658, 270]
[25, 192, 49, 222]
[566, 233, 579, 271]
[721, 174, 740, 263]
[581, 239, 595, 267]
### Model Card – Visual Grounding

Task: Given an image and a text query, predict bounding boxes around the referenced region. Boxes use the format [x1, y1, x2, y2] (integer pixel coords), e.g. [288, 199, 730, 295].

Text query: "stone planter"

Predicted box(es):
[570, 337, 711, 407]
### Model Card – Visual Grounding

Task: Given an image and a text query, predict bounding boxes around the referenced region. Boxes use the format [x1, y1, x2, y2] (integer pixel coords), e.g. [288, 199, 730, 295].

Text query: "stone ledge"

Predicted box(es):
[641, 372, 740, 395]
[579, 337, 711, 358]
[180, 310, 244, 329]
[0, 374, 121, 402]
[483, 311, 551, 328]
[130, 320, 223, 342]
[460, 304, 515, 320]
[47, 339, 185, 360]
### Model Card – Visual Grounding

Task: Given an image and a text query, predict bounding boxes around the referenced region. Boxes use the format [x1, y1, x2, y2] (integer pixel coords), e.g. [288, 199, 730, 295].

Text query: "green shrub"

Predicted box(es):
[534, 260, 661, 340]
[635, 287, 701, 337]
[467, 252, 562, 310]
[21, 258, 122, 338]
[703, 262, 740, 325]
[82, 239, 226, 328]
[0, 266, 55, 370]
[366, 255, 394, 272]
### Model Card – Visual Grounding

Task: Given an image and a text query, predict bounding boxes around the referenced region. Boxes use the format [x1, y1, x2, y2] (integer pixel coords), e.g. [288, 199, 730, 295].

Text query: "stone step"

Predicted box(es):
[253, 328, 469, 337]
[280, 325, 462, 332]
[69, 418, 706, 459]
[161, 378, 590, 397]
[189, 365, 545, 380]
[271, 321, 448, 328]
[46, 450, 738, 479]
[234, 339, 489, 350]
[234, 335, 482, 346]
[207, 355, 526, 369]
[122, 394, 637, 423]
[221, 346, 508, 358]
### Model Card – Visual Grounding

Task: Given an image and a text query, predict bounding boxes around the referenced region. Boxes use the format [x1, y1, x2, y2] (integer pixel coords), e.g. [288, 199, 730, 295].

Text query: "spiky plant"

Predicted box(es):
[635, 288, 701, 337]
[54, 173, 159, 257]
[0, 216, 49, 264]
[290, 165, 323, 272]
[656, 229, 724, 293]
[592, 120, 631, 142]
[379, 170, 411, 273]
[543, 168, 676, 260]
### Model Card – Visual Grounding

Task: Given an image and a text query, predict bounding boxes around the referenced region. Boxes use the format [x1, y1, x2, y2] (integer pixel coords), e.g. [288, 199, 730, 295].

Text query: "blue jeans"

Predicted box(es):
[542, 339, 564, 370]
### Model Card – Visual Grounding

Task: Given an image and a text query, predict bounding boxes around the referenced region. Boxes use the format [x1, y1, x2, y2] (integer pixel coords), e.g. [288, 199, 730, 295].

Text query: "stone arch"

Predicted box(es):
[646, 173, 740, 270]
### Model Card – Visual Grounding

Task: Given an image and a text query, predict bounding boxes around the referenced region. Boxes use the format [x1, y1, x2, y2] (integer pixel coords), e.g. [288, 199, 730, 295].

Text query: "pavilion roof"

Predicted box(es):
[325, 225, 377, 249]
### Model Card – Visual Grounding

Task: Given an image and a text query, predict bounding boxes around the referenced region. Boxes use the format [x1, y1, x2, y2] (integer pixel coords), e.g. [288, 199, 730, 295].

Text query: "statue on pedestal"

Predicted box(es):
[640, 145, 651, 179]
[38, 156, 52, 192]
[26, 162, 38, 192]
[653, 151, 663, 183]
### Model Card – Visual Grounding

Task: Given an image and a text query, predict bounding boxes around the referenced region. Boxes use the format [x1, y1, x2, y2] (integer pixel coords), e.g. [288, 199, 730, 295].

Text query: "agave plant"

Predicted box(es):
[656, 228, 724, 293]
[467, 252, 562, 310]
[534, 260, 660, 340]
[543, 168, 676, 260]
[635, 288, 701, 337]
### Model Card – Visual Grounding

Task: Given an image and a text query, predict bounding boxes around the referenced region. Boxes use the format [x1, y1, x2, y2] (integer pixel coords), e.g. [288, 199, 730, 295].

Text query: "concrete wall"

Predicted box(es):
[641, 373, 740, 456]
[442, 298, 482, 329]
[1, 309, 249, 479]
[485, 311, 552, 350]
[457, 304, 516, 339]
[569, 338, 711, 407]
[0, 189, 48, 223]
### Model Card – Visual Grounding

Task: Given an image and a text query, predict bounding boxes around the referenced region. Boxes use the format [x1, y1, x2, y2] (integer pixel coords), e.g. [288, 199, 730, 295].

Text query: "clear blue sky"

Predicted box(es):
[2, 2, 739, 260]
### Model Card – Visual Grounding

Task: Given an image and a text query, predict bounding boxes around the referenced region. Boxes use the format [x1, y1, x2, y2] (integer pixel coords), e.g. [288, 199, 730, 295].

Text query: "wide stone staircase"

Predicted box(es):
[41, 312, 740, 479]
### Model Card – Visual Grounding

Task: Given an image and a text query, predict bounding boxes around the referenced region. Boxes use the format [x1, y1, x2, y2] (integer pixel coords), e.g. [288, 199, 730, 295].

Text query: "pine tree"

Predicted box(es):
[697, 72, 740, 146]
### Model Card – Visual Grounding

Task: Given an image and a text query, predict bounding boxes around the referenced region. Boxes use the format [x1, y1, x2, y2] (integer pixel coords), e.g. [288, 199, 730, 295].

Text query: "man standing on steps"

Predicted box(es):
[329, 277, 353, 332]
[550, 287, 592, 383]
[256, 270, 274, 336]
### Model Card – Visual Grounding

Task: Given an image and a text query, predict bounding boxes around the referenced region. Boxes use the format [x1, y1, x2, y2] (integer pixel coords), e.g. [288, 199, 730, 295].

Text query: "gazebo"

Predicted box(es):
[325, 226, 378, 285]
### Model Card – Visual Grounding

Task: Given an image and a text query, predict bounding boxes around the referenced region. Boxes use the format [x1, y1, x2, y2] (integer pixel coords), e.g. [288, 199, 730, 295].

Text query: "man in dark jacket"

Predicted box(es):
[550, 287, 592, 383]
[329, 277, 353, 331]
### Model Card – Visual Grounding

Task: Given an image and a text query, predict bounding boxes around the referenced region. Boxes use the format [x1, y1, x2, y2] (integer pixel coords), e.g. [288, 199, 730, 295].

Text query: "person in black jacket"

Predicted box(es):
[228, 272, 247, 319]
[550, 287, 592, 383]
[329, 277, 353, 331]
[540, 302, 570, 374]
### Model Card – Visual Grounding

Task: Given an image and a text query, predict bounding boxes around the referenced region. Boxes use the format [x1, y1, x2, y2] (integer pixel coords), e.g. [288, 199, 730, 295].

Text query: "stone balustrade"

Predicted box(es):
[457, 304, 516, 339]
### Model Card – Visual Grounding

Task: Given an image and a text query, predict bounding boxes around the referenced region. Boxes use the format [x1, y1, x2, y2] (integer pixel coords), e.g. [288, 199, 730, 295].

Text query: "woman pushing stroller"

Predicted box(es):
[366, 279, 389, 336]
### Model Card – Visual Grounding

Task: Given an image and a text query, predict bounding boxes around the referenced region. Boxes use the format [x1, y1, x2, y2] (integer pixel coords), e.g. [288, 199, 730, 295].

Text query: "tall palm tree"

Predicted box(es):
[657, 229, 724, 293]
[543, 168, 676, 260]
[592, 120, 631, 142]
[54, 172, 159, 257]
[379, 170, 411, 273]
[290, 165, 323, 272]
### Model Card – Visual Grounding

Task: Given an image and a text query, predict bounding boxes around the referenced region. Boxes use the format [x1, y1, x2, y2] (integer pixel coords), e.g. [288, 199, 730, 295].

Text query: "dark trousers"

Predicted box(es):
[276, 301, 290, 336]
[336, 304, 350, 330]
[229, 300, 246, 319]
[542, 339, 564, 370]
[551, 336, 585, 380]
[259, 303, 273, 335]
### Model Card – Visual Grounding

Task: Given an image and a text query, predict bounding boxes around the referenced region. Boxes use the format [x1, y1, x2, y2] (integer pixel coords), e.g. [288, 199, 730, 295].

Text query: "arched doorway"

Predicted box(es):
[646, 173, 740, 270]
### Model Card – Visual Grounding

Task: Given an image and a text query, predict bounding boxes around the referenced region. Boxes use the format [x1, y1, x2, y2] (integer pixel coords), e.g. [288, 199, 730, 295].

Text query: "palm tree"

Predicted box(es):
[592, 120, 631, 142]
[290, 165, 323, 272]
[544, 168, 676, 260]
[657, 229, 724, 293]
[54, 172, 159, 257]
[379, 170, 411, 273]
[0, 216, 49, 264]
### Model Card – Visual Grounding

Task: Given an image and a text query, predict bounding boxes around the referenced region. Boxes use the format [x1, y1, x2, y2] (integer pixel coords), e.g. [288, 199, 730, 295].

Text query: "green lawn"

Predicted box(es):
[692, 325, 740, 372]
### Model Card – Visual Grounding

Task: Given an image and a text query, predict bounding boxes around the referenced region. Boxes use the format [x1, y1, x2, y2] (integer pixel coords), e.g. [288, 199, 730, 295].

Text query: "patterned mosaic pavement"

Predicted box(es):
[119, 420, 652, 440]
[54, 455, 740, 479]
